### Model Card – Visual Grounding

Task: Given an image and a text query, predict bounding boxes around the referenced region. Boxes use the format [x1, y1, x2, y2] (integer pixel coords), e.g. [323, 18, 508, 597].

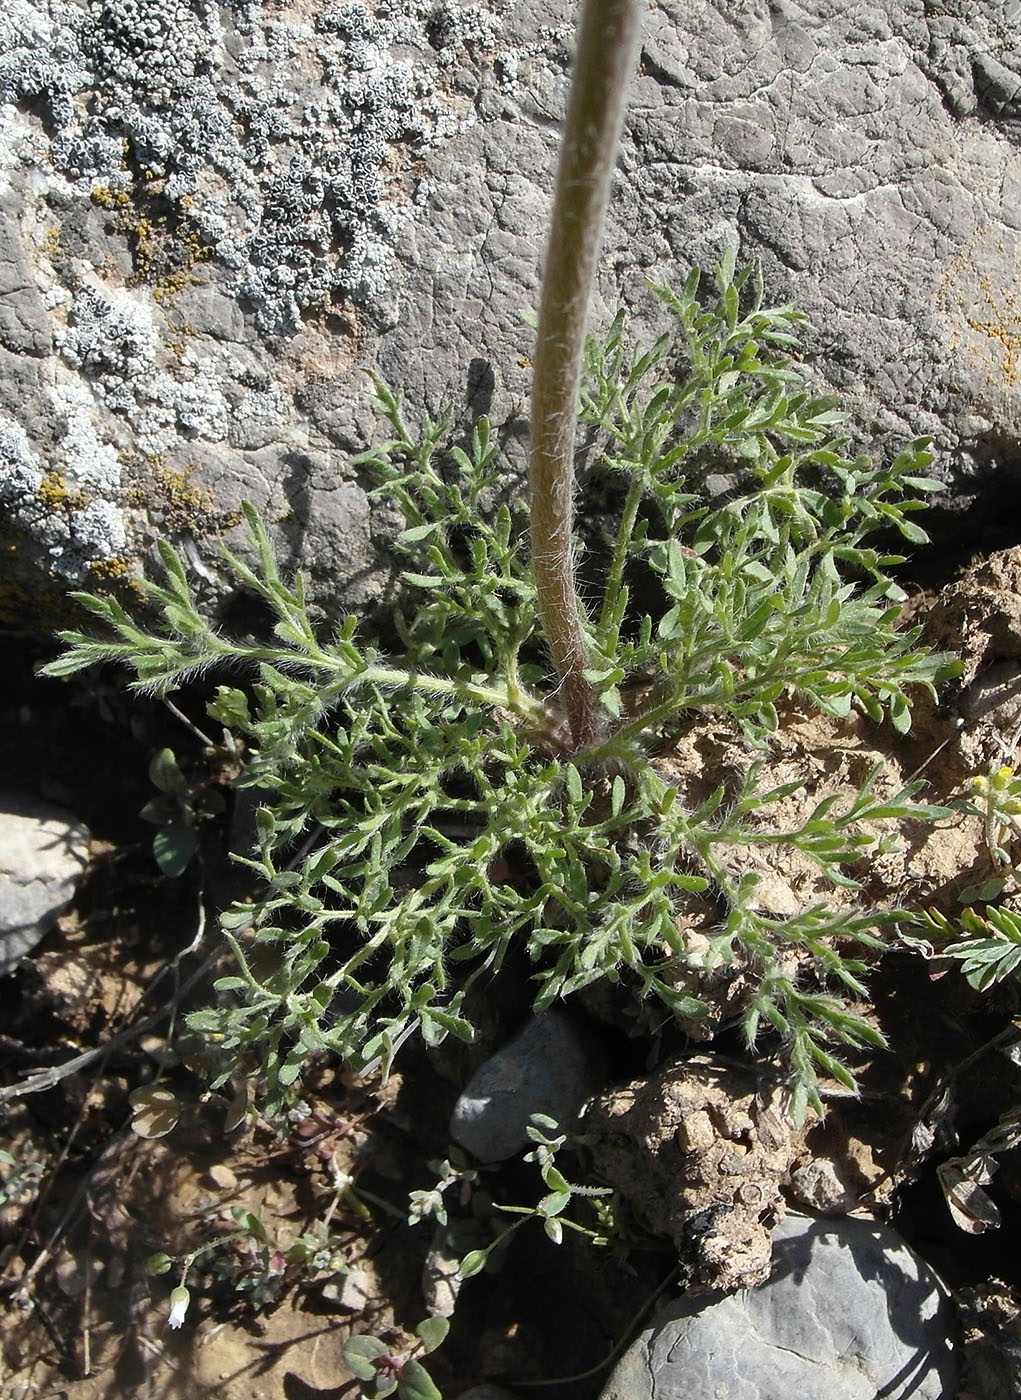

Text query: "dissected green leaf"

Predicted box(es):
[41, 271, 954, 1122]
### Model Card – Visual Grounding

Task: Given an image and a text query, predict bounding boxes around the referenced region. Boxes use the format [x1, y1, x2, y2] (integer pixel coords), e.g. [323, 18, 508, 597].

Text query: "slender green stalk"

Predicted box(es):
[365, 664, 545, 720]
[531, 0, 643, 750]
[597, 474, 644, 637]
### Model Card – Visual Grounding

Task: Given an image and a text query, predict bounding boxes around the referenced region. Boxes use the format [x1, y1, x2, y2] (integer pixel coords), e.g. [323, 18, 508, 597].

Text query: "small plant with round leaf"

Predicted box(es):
[343, 1316, 450, 1400]
[454, 1114, 614, 1280]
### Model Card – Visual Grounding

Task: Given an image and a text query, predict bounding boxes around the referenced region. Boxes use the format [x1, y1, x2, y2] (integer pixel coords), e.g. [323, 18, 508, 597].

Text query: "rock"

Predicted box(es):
[206, 1164, 238, 1192]
[600, 1213, 959, 1400]
[908, 544, 1021, 815]
[789, 1155, 865, 1217]
[585, 1056, 808, 1290]
[422, 1222, 469, 1319]
[1, 2, 1019, 629]
[449, 1009, 602, 1163]
[0, 794, 90, 976]
[0, 211, 53, 356]
[320, 1267, 373, 1314]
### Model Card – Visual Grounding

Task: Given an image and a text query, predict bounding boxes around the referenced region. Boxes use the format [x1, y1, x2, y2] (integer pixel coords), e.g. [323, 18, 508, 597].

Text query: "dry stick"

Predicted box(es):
[530, 0, 643, 751]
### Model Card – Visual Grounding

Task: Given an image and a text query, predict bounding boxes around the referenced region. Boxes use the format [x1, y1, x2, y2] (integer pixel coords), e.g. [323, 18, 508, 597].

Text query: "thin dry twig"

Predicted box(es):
[0, 893, 213, 1106]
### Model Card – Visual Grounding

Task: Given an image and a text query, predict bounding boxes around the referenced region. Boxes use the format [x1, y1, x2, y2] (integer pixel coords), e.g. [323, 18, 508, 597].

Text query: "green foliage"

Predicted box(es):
[580, 256, 949, 742]
[42, 267, 957, 1119]
[344, 1316, 449, 1400]
[146, 1199, 353, 1329]
[140, 741, 234, 876]
[916, 903, 1021, 993]
[911, 760, 1021, 997]
[448, 1114, 614, 1277]
[142, 747, 200, 875]
[407, 1149, 479, 1230]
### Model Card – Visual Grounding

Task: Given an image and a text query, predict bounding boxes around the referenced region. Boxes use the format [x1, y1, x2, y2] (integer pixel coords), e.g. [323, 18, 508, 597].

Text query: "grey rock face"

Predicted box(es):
[600, 1213, 959, 1400]
[0, 209, 52, 355]
[0, 795, 90, 976]
[449, 1008, 601, 1162]
[1, 1, 1019, 624]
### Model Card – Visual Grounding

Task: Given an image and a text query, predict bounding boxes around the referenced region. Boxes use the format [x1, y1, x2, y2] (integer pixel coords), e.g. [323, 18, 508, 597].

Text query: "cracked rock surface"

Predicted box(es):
[599, 1212, 959, 1400]
[0, 793, 90, 976]
[1, 0, 1019, 625]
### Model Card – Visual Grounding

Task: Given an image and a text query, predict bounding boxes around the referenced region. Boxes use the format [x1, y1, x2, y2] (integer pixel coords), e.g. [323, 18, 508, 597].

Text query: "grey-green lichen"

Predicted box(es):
[2, 0, 507, 337]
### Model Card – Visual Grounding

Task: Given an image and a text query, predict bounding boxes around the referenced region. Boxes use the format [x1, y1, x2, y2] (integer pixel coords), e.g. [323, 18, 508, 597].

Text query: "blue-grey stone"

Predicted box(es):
[449, 1009, 601, 1163]
[600, 1213, 958, 1400]
[0, 795, 90, 976]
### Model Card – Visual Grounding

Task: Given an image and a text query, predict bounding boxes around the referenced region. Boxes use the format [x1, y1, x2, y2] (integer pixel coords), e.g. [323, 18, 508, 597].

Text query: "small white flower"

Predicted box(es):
[167, 1285, 191, 1330]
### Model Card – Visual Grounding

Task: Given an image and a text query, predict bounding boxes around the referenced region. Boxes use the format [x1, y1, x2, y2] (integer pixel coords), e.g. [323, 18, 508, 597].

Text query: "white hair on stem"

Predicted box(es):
[530, 0, 643, 752]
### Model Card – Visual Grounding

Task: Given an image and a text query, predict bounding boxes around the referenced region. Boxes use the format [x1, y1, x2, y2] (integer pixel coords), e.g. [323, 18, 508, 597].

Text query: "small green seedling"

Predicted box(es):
[147, 1207, 275, 1329]
[343, 1315, 450, 1400]
[411, 1115, 613, 1280]
[141, 745, 226, 876]
[407, 1149, 479, 1229]
[147, 1184, 354, 1327]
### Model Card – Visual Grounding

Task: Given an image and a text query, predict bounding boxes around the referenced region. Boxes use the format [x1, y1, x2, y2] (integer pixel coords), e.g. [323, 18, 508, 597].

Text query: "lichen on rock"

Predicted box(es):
[5, 0, 504, 336]
[0, 0, 518, 615]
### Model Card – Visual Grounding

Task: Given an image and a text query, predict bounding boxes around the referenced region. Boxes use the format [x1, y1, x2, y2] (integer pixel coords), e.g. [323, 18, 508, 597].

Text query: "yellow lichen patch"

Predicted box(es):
[37, 471, 91, 515]
[91, 185, 133, 211]
[937, 224, 1021, 394]
[149, 229, 212, 303]
[37, 470, 70, 510]
[965, 283, 1021, 387]
[125, 455, 243, 537]
[91, 179, 213, 307]
[153, 461, 217, 520]
[86, 555, 134, 582]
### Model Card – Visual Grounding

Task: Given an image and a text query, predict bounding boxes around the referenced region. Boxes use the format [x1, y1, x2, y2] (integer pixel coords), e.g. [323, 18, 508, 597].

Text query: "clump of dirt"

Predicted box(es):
[585, 1055, 807, 1291]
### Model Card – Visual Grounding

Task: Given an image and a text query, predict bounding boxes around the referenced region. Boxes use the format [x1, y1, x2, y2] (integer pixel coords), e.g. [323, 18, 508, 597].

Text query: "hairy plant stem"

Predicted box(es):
[531, 0, 642, 751]
[190, 634, 547, 725]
